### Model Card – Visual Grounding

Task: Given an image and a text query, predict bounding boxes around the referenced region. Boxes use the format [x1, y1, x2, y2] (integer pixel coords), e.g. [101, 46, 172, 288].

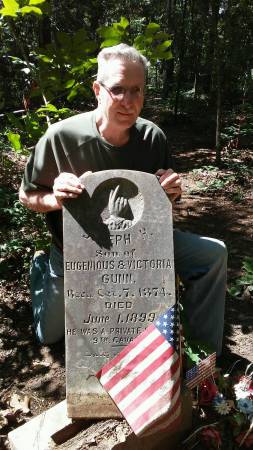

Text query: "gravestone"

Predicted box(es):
[63, 170, 176, 419]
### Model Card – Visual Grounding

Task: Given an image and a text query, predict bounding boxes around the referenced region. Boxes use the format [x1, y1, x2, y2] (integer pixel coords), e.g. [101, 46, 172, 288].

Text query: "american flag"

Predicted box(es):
[96, 305, 181, 436]
[185, 352, 216, 390]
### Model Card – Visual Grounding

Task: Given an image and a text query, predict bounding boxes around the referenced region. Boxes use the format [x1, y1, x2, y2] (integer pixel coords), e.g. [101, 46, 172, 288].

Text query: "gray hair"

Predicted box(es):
[96, 43, 149, 82]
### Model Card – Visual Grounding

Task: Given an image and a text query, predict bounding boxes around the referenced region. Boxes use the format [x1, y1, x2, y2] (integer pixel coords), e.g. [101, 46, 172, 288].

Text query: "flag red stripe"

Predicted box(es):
[113, 344, 175, 404]
[132, 382, 181, 435]
[102, 333, 166, 391]
[142, 395, 182, 436]
[187, 369, 215, 388]
[97, 324, 156, 378]
[122, 357, 180, 416]
[186, 354, 216, 389]
[130, 377, 181, 434]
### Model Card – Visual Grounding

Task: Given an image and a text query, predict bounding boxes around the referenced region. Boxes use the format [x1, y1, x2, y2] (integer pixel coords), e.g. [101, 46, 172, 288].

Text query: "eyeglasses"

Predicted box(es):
[99, 82, 143, 100]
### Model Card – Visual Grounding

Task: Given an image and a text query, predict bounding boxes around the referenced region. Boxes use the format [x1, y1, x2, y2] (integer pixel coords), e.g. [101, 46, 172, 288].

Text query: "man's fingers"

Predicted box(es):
[53, 172, 84, 195]
[54, 191, 79, 200]
[160, 172, 180, 187]
[161, 178, 182, 194]
[155, 169, 182, 202]
[165, 186, 182, 194]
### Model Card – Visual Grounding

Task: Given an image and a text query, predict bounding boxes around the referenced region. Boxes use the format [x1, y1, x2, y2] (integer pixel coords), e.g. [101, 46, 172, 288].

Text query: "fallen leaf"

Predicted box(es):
[9, 393, 31, 414]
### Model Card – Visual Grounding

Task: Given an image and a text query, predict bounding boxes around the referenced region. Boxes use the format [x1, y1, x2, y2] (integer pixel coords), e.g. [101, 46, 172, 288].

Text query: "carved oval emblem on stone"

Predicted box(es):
[92, 178, 144, 231]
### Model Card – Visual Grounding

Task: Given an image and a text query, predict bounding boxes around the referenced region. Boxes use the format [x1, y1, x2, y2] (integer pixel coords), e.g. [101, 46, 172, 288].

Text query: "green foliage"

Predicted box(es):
[195, 177, 232, 193]
[38, 28, 98, 102]
[228, 257, 253, 299]
[223, 160, 253, 186]
[0, 0, 47, 17]
[221, 103, 253, 156]
[97, 16, 130, 48]
[2, 13, 175, 152]
[191, 166, 235, 194]
[183, 336, 214, 368]
[190, 161, 252, 197]
[134, 23, 172, 63]
[0, 187, 50, 275]
[97, 17, 173, 65]
[6, 105, 75, 151]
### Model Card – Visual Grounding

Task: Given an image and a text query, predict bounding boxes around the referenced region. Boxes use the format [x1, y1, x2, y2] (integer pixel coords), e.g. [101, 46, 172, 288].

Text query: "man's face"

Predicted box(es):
[93, 59, 145, 131]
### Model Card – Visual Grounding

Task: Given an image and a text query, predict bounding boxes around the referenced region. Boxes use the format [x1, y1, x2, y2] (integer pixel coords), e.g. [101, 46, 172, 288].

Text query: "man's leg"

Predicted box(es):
[174, 229, 227, 356]
[30, 245, 64, 344]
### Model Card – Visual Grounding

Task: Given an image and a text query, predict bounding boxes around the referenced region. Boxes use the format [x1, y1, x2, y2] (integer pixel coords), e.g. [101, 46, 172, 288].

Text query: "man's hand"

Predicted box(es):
[53, 172, 86, 203]
[19, 171, 92, 213]
[155, 168, 182, 202]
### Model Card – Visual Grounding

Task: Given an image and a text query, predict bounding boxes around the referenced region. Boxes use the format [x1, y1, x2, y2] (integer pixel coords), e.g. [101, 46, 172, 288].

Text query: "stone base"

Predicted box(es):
[8, 388, 192, 450]
[8, 400, 82, 450]
[67, 392, 121, 419]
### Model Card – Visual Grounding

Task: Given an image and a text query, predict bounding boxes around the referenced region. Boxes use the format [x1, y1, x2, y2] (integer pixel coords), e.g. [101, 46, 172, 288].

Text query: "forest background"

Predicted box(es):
[0, 1, 253, 449]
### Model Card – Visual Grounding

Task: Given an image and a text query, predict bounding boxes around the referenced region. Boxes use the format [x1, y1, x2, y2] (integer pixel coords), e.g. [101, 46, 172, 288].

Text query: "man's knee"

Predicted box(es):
[200, 236, 227, 267]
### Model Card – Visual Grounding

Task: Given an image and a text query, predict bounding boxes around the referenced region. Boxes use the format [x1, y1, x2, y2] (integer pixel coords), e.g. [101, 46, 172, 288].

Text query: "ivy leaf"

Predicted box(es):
[67, 84, 80, 101]
[7, 132, 22, 152]
[0, 0, 19, 17]
[157, 40, 173, 50]
[64, 79, 75, 89]
[100, 38, 122, 49]
[118, 16, 129, 29]
[184, 345, 200, 365]
[38, 54, 53, 63]
[37, 103, 58, 112]
[146, 23, 160, 32]
[20, 6, 43, 15]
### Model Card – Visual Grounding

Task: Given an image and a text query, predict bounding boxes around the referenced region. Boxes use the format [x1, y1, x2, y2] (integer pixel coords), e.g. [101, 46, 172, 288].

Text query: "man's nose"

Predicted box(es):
[121, 90, 135, 105]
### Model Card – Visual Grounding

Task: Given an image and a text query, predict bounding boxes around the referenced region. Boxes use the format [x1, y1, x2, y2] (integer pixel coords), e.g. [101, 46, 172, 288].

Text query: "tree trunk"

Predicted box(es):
[162, 60, 174, 99]
[174, 0, 187, 117]
[215, 63, 222, 166]
[161, 0, 175, 99]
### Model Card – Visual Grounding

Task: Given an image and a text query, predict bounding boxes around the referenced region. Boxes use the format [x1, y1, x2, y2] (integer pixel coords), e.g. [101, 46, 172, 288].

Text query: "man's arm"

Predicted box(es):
[19, 188, 62, 212]
[155, 168, 182, 202]
[19, 172, 86, 213]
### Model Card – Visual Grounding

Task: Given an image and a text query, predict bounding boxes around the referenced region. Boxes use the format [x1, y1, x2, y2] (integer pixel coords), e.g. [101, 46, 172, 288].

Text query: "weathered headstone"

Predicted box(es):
[63, 170, 176, 419]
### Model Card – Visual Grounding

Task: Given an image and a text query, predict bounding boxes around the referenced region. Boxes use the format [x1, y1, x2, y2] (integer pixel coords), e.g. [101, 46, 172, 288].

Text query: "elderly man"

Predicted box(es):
[19, 44, 227, 355]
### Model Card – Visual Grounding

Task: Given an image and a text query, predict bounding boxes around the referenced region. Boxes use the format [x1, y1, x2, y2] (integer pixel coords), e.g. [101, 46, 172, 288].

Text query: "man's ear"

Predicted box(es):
[93, 81, 100, 98]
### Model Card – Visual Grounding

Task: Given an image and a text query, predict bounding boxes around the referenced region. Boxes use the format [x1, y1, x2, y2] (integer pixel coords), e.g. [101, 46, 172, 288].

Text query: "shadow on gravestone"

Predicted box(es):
[64, 177, 141, 249]
[63, 188, 112, 250]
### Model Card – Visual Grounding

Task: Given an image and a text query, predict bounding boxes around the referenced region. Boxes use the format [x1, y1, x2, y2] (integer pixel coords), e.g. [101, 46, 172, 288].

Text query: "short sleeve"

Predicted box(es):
[21, 131, 59, 193]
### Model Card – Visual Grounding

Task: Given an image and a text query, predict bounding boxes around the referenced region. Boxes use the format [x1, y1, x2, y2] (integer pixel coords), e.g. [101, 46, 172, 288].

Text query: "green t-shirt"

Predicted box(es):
[22, 110, 170, 248]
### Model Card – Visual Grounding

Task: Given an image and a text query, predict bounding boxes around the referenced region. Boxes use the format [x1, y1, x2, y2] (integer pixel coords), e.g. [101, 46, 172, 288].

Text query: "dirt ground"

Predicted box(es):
[0, 118, 252, 449]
